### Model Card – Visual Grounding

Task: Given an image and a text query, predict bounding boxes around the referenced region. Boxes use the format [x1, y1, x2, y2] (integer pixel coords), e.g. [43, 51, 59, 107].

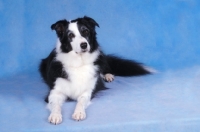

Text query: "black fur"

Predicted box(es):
[106, 55, 150, 76]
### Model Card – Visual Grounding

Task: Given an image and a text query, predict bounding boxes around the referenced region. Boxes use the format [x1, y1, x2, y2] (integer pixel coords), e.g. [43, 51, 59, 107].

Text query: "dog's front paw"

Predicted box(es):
[48, 113, 62, 125]
[72, 110, 86, 121]
[104, 73, 114, 82]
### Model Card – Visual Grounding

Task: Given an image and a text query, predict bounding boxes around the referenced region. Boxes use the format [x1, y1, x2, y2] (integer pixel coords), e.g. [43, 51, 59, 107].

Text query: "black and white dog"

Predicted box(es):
[39, 16, 151, 125]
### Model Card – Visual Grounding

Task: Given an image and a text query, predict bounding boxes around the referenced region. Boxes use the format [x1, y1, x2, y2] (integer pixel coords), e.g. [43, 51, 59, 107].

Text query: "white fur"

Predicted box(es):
[48, 38, 100, 124]
[68, 22, 90, 53]
[104, 73, 114, 82]
[143, 65, 158, 73]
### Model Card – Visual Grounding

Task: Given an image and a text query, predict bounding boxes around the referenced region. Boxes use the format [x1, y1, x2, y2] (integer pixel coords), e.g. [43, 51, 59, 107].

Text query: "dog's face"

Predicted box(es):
[51, 16, 99, 54]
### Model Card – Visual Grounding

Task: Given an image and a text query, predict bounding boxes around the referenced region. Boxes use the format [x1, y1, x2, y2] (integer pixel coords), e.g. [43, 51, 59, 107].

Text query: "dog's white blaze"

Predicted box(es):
[68, 22, 90, 53]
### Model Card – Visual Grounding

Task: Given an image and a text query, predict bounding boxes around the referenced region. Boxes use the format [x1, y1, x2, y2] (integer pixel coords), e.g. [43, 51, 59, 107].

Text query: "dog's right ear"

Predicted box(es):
[51, 19, 68, 38]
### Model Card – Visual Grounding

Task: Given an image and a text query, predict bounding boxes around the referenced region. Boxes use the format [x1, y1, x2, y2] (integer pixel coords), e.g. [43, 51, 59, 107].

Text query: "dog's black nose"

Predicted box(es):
[80, 42, 87, 49]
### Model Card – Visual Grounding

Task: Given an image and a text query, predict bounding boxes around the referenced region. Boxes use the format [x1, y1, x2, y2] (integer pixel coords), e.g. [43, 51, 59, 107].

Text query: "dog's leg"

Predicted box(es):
[47, 89, 66, 125]
[72, 92, 91, 121]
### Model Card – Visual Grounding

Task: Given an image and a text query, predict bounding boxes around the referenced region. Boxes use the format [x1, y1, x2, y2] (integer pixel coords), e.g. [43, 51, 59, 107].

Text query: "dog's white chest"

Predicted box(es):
[67, 63, 97, 84]
[55, 51, 99, 100]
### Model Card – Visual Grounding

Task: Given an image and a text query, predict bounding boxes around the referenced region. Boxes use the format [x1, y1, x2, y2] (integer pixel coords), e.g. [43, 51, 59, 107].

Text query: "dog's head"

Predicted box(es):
[51, 16, 99, 54]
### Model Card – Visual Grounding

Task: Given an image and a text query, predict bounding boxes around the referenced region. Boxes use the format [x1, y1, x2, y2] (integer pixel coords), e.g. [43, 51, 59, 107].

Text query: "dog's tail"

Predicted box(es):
[106, 55, 153, 76]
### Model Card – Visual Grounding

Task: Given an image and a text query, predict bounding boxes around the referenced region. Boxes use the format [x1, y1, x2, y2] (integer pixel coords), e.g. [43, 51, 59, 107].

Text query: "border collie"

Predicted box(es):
[39, 16, 151, 125]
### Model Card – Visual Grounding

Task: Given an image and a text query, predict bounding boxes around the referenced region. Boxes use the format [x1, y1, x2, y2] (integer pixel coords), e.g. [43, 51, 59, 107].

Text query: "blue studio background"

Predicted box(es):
[0, 0, 200, 132]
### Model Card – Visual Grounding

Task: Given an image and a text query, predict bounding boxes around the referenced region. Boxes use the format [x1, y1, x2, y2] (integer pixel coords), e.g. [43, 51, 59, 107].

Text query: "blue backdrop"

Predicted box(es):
[1, 1, 200, 131]
[0, 0, 200, 78]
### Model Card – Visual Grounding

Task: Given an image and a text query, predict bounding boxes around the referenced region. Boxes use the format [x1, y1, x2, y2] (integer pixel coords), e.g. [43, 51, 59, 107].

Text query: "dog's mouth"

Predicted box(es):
[82, 49, 88, 52]
[75, 49, 88, 54]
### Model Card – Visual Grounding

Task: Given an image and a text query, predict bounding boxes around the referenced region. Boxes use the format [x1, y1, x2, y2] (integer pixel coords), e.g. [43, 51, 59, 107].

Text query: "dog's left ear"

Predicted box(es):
[83, 16, 99, 28]
[51, 19, 68, 38]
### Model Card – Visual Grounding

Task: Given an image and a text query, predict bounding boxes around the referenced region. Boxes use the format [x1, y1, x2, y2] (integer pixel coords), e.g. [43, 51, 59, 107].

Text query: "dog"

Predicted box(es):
[39, 16, 151, 125]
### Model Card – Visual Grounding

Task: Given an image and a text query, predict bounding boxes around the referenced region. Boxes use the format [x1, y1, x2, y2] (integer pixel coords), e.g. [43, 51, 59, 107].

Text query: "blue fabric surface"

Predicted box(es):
[0, 67, 200, 132]
[0, 0, 200, 131]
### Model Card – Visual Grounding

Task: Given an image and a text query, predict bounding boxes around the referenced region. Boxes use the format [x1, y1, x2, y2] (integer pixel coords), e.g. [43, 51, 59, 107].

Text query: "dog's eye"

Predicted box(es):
[82, 30, 89, 36]
[68, 32, 75, 39]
